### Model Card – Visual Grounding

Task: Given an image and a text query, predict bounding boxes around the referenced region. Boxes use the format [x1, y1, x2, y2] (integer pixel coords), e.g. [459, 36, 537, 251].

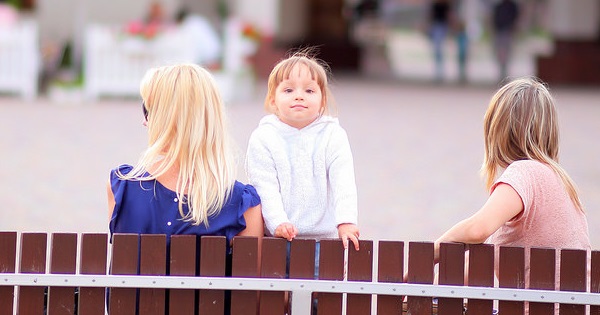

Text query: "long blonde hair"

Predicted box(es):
[120, 63, 236, 225]
[481, 76, 583, 211]
[264, 48, 334, 115]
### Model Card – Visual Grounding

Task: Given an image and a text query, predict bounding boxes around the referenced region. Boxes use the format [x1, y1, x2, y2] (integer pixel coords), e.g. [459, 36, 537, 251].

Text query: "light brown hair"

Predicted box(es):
[264, 48, 334, 115]
[481, 76, 583, 211]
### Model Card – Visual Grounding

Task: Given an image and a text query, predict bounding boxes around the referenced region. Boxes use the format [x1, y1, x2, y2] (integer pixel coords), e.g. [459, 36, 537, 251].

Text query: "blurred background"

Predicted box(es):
[1, 0, 599, 246]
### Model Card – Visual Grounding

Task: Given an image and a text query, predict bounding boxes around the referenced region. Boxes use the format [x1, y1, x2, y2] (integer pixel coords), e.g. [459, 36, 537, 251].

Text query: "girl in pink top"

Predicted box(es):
[434, 77, 590, 291]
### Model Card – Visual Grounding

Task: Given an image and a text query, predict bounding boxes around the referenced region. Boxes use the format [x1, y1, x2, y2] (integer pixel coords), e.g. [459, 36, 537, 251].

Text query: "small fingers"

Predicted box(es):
[351, 235, 360, 251]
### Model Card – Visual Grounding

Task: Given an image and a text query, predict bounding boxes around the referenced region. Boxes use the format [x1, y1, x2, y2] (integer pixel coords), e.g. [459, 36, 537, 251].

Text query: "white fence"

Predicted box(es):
[0, 20, 40, 100]
[83, 19, 257, 103]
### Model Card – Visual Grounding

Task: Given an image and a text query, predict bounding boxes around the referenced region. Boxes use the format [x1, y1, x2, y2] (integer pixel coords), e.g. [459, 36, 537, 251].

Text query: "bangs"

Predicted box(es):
[273, 57, 326, 86]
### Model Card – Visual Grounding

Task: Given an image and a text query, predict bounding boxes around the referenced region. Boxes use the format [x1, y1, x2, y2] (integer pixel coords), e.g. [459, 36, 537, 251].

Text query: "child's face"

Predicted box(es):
[270, 64, 323, 129]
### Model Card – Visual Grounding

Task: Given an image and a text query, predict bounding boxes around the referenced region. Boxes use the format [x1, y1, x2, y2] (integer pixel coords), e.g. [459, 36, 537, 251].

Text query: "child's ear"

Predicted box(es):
[268, 98, 277, 110]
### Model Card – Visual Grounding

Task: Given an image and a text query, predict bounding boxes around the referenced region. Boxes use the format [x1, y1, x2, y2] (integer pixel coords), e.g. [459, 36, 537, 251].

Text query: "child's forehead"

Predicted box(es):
[279, 63, 319, 83]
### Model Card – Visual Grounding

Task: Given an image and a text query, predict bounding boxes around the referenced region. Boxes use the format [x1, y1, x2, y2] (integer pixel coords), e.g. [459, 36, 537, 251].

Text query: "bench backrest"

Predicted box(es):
[0, 231, 599, 315]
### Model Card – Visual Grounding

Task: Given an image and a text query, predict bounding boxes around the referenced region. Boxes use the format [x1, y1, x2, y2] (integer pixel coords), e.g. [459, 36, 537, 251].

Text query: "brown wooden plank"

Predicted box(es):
[290, 238, 316, 279]
[17, 232, 47, 315]
[559, 249, 586, 315]
[231, 236, 259, 315]
[529, 247, 555, 315]
[138, 234, 167, 315]
[347, 240, 373, 315]
[259, 237, 287, 315]
[78, 233, 108, 315]
[406, 242, 434, 315]
[109, 233, 139, 315]
[169, 235, 197, 315]
[48, 233, 77, 315]
[198, 236, 226, 314]
[437, 242, 465, 315]
[498, 246, 525, 314]
[466, 244, 494, 315]
[376, 240, 403, 315]
[316, 239, 344, 315]
[0, 232, 17, 315]
[591, 251, 600, 315]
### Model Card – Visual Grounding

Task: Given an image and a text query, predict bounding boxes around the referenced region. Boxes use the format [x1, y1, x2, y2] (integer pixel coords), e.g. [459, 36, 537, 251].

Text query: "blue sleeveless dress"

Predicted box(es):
[109, 164, 261, 246]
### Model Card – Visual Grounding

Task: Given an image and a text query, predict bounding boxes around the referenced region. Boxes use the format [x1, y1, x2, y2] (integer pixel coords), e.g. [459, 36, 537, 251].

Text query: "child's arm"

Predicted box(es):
[434, 183, 523, 262]
[328, 127, 360, 249]
[245, 131, 292, 236]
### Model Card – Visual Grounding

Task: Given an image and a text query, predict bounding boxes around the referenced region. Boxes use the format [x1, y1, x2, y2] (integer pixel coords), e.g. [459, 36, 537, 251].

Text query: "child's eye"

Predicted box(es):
[283, 88, 293, 93]
[306, 89, 314, 93]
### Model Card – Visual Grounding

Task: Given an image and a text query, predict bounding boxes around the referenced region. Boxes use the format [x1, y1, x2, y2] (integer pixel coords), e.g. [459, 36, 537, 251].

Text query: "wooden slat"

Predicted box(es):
[347, 240, 373, 315]
[290, 239, 316, 279]
[48, 233, 77, 315]
[138, 234, 167, 315]
[198, 236, 226, 314]
[17, 232, 47, 315]
[529, 247, 555, 315]
[559, 249, 586, 315]
[466, 244, 494, 315]
[78, 233, 108, 315]
[169, 235, 197, 315]
[109, 233, 139, 315]
[259, 237, 287, 315]
[316, 239, 344, 315]
[0, 232, 17, 315]
[406, 242, 434, 315]
[437, 242, 465, 315]
[498, 246, 525, 314]
[231, 236, 259, 315]
[376, 240, 403, 315]
[591, 251, 600, 315]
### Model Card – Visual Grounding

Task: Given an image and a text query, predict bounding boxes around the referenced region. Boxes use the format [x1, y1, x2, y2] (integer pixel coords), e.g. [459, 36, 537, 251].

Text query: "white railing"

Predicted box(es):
[0, 19, 40, 100]
[83, 18, 257, 103]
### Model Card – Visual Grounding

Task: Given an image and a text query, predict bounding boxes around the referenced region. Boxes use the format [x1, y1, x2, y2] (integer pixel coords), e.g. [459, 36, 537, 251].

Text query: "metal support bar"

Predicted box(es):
[2, 273, 600, 306]
[290, 290, 313, 315]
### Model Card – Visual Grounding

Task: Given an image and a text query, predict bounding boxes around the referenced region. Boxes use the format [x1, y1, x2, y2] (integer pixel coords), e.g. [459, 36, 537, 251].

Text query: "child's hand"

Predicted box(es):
[338, 223, 360, 251]
[274, 222, 297, 241]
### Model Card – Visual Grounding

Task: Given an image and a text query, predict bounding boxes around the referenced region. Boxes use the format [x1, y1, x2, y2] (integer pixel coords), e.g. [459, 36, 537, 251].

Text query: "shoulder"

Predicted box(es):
[504, 160, 552, 177]
[496, 160, 555, 193]
[110, 164, 134, 179]
[231, 181, 261, 206]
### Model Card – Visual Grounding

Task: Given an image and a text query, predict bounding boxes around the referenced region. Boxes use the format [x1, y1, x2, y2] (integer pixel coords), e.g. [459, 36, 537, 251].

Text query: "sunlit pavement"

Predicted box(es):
[1, 67, 599, 248]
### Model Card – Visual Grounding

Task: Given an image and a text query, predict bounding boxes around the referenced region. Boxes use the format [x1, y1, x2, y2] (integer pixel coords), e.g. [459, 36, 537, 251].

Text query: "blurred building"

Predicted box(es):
[8, 0, 600, 86]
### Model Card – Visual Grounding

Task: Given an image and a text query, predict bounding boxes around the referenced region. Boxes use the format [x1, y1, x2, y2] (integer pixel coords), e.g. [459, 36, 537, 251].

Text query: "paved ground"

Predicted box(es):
[1, 74, 599, 248]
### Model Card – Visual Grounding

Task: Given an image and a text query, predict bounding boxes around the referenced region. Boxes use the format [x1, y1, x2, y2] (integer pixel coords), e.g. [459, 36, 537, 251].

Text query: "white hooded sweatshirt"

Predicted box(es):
[245, 114, 358, 239]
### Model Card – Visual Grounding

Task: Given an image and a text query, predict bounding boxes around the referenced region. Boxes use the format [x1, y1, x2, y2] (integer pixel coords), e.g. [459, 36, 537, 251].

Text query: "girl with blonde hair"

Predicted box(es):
[435, 76, 590, 264]
[107, 63, 263, 245]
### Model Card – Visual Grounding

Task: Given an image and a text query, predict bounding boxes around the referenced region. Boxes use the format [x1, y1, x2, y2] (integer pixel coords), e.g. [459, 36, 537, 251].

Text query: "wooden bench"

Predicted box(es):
[1, 231, 599, 314]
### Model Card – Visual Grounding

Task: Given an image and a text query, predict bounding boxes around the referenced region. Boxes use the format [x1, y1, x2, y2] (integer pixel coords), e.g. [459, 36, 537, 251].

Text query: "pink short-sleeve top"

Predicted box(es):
[487, 160, 590, 251]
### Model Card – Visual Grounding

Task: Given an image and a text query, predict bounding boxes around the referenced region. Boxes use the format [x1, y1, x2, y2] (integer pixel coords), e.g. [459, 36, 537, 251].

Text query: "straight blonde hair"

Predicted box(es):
[120, 63, 236, 226]
[481, 76, 583, 211]
[264, 48, 335, 115]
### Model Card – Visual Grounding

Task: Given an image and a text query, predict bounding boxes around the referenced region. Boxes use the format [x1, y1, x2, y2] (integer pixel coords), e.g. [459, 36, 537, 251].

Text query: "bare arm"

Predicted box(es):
[434, 183, 523, 262]
[107, 179, 116, 222]
[237, 205, 264, 238]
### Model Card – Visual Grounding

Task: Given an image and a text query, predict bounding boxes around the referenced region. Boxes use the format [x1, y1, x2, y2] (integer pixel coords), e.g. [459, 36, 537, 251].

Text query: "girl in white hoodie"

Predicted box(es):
[245, 50, 360, 251]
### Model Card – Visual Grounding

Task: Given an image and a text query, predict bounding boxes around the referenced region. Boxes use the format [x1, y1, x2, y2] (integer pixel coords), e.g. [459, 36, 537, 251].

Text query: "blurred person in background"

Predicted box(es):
[175, 8, 222, 70]
[425, 0, 459, 83]
[492, 0, 520, 83]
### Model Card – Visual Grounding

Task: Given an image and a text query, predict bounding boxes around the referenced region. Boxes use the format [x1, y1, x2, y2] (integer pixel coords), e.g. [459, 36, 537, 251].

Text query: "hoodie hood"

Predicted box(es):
[258, 114, 339, 135]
